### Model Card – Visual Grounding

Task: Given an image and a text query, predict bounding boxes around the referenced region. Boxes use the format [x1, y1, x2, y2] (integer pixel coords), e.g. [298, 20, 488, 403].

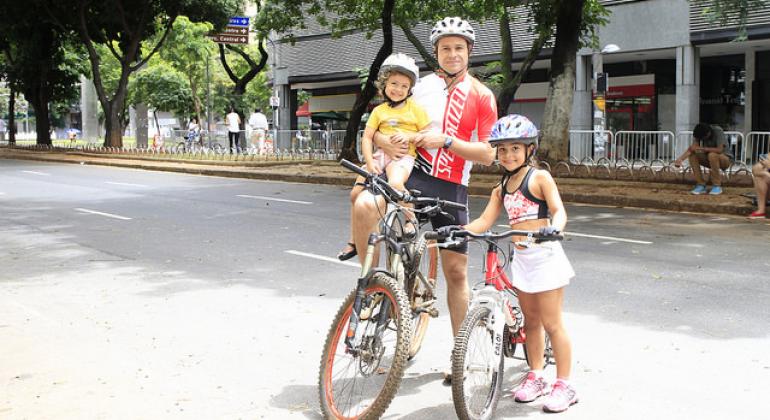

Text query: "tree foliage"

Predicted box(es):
[36, 0, 239, 147]
[1, 2, 85, 144]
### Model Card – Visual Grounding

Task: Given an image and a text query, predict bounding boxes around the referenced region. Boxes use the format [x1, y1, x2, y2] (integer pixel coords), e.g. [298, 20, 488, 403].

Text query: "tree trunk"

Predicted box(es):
[29, 91, 51, 146]
[497, 28, 550, 117]
[104, 101, 124, 148]
[496, 15, 514, 116]
[399, 23, 437, 71]
[539, 0, 584, 163]
[8, 87, 16, 144]
[338, 0, 395, 162]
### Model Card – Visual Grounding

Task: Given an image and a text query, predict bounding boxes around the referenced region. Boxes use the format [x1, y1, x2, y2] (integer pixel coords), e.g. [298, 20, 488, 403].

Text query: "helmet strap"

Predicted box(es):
[383, 90, 411, 108]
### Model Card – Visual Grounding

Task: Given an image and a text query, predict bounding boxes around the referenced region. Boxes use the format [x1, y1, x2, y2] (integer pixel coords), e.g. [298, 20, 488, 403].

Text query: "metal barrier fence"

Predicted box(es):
[745, 132, 770, 166]
[613, 130, 676, 164]
[568, 130, 614, 163]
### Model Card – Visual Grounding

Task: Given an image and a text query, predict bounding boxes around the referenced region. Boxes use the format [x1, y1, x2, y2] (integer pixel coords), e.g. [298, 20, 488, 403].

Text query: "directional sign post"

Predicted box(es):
[210, 17, 250, 45]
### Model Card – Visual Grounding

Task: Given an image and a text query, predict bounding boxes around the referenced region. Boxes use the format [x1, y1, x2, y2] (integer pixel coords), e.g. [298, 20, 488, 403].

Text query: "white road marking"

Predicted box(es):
[105, 181, 149, 188]
[75, 208, 132, 220]
[565, 232, 652, 244]
[496, 225, 652, 244]
[237, 195, 312, 205]
[285, 250, 360, 268]
[22, 170, 49, 176]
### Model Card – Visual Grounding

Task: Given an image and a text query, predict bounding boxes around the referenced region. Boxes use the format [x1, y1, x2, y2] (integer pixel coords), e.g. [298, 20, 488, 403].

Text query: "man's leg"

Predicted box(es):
[707, 152, 730, 186]
[687, 152, 707, 185]
[351, 190, 386, 265]
[440, 249, 469, 336]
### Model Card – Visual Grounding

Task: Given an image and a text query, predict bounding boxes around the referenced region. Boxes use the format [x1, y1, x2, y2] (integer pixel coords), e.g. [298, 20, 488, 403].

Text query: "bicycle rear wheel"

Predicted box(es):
[452, 306, 504, 420]
[318, 273, 412, 420]
[406, 235, 438, 359]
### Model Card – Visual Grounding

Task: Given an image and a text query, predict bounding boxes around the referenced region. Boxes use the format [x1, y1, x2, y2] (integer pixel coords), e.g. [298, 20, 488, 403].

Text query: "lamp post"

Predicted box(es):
[592, 44, 620, 157]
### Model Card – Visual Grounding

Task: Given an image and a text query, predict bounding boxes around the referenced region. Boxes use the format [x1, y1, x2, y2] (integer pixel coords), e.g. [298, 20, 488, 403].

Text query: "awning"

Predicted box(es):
[295, 102, 311, 117]
[311, 111, 348, 121]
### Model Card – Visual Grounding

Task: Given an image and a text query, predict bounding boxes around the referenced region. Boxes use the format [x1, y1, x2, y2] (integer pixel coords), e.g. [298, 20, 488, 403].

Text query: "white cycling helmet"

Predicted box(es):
[430, 17, 476, 46]
[379, 53, 420, 86]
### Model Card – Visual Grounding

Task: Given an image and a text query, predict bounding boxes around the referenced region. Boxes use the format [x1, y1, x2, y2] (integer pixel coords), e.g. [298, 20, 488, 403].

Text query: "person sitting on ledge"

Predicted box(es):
[674, 123, 732, 196]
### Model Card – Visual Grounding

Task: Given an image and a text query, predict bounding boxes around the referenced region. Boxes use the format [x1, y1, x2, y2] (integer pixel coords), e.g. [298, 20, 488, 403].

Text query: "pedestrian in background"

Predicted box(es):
[0, 118, 6, 142]
[226, 106, 241, 153]
[673, 123, 733, 195]
[748, 154, 770, 219]
[248, 108, 269, 153]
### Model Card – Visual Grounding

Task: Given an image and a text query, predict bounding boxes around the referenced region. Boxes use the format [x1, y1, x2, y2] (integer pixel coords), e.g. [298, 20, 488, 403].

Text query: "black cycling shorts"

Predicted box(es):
[405, 169, 469, 254]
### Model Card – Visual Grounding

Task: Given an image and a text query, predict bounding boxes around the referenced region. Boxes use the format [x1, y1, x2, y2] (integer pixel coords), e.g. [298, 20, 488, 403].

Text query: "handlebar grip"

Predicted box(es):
[340, 159, 368, 178]
[440, 200, 467, 211]
[424, 231, 440, 240]
[534, 233, 564, 243]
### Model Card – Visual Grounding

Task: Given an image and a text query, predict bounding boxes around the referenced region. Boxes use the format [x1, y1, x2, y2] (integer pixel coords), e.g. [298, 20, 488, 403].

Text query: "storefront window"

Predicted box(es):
[700, 55, 745, 131]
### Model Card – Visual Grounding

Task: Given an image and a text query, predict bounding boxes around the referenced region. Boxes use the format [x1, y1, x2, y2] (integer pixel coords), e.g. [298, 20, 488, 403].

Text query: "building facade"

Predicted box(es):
[270, 0, 770, 137]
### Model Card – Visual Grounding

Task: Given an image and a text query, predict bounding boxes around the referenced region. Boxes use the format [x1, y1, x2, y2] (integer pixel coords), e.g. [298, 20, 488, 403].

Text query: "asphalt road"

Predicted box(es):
[1, 159, 768, 420]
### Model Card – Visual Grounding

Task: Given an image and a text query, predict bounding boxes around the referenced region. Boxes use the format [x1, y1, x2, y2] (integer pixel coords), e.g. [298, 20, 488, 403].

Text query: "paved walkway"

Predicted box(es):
[0, 147, 758, 216]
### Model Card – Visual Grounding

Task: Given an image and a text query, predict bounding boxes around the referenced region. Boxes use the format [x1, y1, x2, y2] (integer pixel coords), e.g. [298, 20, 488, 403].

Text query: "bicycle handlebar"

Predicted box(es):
[340, 159, 467, 212]
[424, 229, 564, 243]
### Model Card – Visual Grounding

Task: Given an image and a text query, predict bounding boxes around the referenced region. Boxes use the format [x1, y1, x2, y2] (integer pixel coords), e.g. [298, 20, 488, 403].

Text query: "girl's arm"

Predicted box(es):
[534, 170, 567, 231]
[464, 186, 503, 233]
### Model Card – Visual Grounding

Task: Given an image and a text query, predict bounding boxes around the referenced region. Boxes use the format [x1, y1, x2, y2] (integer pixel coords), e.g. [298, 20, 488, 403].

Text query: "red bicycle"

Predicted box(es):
[425, 228, 562, 420]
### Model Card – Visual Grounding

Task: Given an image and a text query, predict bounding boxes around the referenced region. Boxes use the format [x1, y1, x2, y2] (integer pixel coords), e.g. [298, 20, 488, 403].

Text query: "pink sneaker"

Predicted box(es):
[542, 379, 578, 413]
[513, 371, 548, 403]
[748, 211, 766, 220]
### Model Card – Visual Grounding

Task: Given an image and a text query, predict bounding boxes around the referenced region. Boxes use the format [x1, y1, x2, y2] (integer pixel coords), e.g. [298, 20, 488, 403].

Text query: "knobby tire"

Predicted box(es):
[318, 273, 412, 420]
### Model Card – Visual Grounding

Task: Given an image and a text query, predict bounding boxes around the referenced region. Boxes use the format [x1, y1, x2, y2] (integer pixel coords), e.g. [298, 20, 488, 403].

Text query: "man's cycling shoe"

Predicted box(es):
[337, 243, 357, 261]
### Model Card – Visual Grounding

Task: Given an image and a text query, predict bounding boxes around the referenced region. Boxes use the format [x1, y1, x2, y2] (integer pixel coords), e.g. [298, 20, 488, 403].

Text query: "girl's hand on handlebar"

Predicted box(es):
[366, 161, 382, 175]
[538, 226, 560, 236]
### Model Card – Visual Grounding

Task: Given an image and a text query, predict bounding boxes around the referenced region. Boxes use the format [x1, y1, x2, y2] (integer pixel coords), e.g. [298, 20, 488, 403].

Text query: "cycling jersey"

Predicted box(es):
[411, 73, 497, 186]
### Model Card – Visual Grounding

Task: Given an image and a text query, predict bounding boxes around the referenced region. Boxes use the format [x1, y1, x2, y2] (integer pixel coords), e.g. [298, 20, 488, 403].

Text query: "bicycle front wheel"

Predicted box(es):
[452, 306, 504, 420]
[406, 235, 438, 359]
[318, 273, 412, 420]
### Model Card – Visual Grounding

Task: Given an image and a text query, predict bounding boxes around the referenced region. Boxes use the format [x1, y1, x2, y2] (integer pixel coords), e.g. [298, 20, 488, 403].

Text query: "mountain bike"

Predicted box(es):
[426, 228, 562, 420]
[318, 159, 465, 420]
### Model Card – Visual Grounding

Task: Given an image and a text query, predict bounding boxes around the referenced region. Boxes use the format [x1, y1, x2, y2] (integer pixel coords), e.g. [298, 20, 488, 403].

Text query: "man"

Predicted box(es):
[248, 108, 269, 153]
[351, 16, 497, 373]
[674, 123, 732, 195]
[0, 118, 6, 143]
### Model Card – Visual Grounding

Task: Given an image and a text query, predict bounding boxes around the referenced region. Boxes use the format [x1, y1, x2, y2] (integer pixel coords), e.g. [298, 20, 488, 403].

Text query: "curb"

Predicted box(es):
[1, 149, 754, 216]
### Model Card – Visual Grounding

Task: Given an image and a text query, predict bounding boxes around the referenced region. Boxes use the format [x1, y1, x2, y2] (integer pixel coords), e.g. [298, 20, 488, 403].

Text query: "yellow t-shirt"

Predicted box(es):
[365, 98, 431, 157]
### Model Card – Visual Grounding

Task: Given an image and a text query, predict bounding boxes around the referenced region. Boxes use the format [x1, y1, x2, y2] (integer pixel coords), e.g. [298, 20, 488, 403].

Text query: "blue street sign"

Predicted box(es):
[229, 16, 250, 27]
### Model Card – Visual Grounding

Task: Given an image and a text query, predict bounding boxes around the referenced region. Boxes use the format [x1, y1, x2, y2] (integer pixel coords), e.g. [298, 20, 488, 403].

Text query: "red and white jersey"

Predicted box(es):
[411, 73, 497, 186]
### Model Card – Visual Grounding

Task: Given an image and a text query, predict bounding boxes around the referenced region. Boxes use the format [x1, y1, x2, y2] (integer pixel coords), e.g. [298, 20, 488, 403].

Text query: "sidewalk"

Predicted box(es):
[0, 147, 757, 216]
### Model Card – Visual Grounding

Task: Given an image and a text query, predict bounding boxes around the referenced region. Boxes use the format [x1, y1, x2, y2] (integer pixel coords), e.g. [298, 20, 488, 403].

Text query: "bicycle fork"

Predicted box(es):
[344, 233, 394, 354]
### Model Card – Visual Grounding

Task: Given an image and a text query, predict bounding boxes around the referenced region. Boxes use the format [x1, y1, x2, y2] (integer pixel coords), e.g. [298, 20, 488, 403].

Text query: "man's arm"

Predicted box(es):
[412, 132, 495, 165]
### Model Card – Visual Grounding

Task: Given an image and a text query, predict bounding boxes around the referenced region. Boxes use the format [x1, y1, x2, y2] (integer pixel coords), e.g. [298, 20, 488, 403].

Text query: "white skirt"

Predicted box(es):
[509, 241, 575, 294]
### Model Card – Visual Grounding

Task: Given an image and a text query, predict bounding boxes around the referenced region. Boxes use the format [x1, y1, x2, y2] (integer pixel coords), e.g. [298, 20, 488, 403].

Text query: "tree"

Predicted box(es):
[159, 16, 216, 122]
[129, 61, 193, 136]
[539, 0, 587, 162]
[0, 2, 84, 145]
[38, 0, 238, 148]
